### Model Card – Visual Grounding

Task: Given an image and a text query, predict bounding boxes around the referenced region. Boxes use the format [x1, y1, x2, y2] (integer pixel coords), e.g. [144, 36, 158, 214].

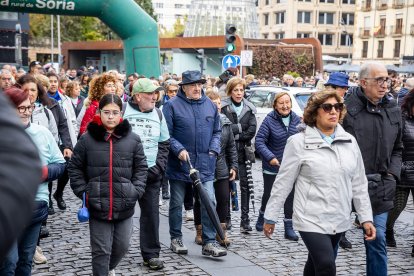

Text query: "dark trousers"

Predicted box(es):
[194, 178, 230, 225]
[239, 163, 250, 223]
[299, 231, 342, 276]
[49, 152, 70, 200]
[260, 173, 294, 219]
[387, 187, 414, 231]
[138, 177, 161, 261]
[184, 183, 194, 211]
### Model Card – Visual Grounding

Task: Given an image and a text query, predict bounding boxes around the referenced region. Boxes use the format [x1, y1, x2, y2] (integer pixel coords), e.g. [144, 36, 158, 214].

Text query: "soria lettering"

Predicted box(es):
[36, 0, 75, 10]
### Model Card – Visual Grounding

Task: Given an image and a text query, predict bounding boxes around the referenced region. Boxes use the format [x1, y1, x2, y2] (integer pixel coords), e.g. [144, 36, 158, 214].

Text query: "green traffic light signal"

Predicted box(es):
[225, 24, 237, 54]
[226, 43, 236, 53]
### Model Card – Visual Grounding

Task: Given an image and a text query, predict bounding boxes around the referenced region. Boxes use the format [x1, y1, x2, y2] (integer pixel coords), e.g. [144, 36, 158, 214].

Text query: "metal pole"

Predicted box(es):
[57, 15, 61, 72]
[51, 15, 54, 65]
[347, 33, 351, 64]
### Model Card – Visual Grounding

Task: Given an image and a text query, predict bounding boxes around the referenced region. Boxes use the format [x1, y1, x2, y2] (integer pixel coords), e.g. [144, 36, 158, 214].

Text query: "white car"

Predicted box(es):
[246, 85, 317, 144]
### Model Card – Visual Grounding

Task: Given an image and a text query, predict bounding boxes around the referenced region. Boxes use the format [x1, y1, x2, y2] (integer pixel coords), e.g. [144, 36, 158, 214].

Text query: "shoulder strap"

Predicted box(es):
[155, 107, 163, 122]
[122, 102, 127, 116]
[45, 107, 50, 122]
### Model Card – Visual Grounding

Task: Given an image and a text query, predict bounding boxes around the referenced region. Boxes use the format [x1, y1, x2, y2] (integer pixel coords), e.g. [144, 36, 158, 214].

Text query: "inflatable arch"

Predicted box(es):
[0, 0, 161, 76]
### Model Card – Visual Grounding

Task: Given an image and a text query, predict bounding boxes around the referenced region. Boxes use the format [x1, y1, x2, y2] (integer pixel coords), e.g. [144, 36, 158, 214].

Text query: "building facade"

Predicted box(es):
[353, 0, 414, 65]
[257, 0, 355, 58]
[152, 0, 192, 32]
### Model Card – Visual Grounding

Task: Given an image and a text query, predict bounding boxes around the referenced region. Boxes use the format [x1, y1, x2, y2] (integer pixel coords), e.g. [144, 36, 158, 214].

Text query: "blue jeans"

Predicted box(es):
[364, 212, 388, 276]
[169, 180, 216, 244]
[0, 201, 48, 275]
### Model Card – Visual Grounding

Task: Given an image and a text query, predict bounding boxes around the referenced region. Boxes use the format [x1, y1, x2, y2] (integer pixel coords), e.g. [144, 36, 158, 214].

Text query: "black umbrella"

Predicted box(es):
[245, 160, 255, 213]
[187, 158, 225, 241]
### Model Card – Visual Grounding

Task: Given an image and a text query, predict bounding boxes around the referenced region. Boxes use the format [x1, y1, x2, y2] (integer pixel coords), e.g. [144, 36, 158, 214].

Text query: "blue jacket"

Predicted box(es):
[255, 110, 301, 173]
[162, 88, 221, 182]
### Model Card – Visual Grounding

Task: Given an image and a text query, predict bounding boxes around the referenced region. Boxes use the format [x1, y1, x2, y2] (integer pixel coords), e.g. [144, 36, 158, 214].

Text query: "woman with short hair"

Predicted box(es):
[264, 90, 376, 276]
[66, 81, 85, 118]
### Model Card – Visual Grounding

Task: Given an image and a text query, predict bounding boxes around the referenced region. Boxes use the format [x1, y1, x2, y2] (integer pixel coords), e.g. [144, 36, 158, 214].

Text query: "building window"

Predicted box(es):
[342, 0, 355, 3]
[154, 3, 163, 9]
[264, 14, 269, 25]
[320, 0, 335, 3]
[341, 13, 354, 25]
[362, 41, 368, 58]
[275, 32, 285, 39]
[297, 32, 311, 38]
[276, 0, 288, 3]
[340, 34, 353, 46]
[0, 12, 18, 21]
[298, 0, 312, 1]
[377, 41, 384, 58]
[395, 18, 403, 34]
[275, 12, 285, 24]
[298, 11, 311, 23]
[318, 33, 333, 45]
[174, 4, 184, 9]
[319, 12, 334, 24]
[265, 0, 270, 4]
[394, 40, 401, 57]
[263, 33, 269, 39]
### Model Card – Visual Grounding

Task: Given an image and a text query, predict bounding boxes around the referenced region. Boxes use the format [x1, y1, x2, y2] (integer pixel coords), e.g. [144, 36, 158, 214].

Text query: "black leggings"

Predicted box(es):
[387, 187, 414, 231]
[299, 231, 342, 276]
[184, 183, 194, 211]
[194, 178, 230, 225]
[260, 173, 294, 219]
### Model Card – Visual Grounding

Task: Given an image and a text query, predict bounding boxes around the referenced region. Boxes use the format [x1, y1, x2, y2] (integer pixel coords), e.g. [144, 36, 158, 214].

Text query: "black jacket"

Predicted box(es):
[343, 86, 403, 214]
[71, 96, 85, 118]
[221, 98, 257, 164]
[47, 98, 73, 150]
[400, 113, 414, 188]
[0, 92, 42, 259]
[68, 118, 147, 221]
[216, 114, 238, 180]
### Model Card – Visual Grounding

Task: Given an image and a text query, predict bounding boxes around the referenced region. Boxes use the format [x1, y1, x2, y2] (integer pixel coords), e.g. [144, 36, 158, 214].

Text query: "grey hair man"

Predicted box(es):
[0, 69, 14, 90]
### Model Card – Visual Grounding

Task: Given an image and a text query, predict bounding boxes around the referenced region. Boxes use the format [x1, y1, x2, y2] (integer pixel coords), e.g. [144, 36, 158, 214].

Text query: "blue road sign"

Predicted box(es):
[222, 55, 237, 70]
[234, 55, 241, 66]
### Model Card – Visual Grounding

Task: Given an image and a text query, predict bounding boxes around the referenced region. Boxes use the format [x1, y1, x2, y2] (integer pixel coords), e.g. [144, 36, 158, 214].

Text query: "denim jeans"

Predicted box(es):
[0, 200, 48, 275]
[169, 180, 216, 244]
[364, 212, 388, 276]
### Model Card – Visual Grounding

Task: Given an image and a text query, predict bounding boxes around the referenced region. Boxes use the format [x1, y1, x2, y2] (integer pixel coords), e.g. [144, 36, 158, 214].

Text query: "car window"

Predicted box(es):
[249, 90, 270, 108]
[295, 93, 311, 110]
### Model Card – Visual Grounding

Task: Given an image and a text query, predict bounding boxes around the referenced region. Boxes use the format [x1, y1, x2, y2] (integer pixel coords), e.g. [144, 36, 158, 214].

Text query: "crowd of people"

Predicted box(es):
[0, 60, 413, 276]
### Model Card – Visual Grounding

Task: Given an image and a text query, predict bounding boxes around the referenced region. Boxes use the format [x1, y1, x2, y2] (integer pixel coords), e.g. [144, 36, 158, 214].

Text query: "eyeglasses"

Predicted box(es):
[17, 104, 35, 114]
[364, 77, 392, 86]
[168, 89, 178, 93]
[1, 77, 11, 81]
[101, 110, 121, 117]
[319, 103, 344, 113]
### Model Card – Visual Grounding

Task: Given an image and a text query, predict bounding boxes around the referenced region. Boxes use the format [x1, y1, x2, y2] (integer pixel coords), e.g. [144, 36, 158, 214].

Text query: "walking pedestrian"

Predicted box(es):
[66, 81, 85, 118]
[68, 94, 147, 276]
[264, 89, 376, 276]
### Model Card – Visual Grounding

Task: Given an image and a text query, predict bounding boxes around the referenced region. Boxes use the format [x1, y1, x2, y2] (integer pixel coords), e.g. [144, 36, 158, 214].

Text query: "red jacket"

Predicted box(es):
[79, 100, 99, 135]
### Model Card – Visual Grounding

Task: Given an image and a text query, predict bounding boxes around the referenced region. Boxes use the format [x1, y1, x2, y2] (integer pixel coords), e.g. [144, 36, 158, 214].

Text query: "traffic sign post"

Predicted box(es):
[222, 54, 237, 70]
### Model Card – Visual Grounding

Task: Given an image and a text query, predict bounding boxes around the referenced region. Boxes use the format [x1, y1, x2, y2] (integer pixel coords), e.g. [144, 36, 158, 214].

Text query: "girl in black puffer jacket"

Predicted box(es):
[386, 89, 414, 252]
[68, 94, 147, 276]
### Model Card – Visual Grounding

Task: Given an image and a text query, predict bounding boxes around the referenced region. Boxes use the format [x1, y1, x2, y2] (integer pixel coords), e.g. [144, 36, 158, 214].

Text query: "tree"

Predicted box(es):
[134, 0, 157, 21]
[159, 16, 187, 38]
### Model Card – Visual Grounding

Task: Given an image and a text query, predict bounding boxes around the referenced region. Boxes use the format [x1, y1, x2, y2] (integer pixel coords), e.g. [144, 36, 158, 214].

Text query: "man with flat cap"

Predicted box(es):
[123, 78, 170, 270]
[162, 70, 226, 257]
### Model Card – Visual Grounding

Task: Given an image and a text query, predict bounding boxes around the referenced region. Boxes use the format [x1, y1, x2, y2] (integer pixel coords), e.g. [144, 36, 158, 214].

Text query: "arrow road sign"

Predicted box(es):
[222, 54, 237, 70]
[234, 55, 241, 66]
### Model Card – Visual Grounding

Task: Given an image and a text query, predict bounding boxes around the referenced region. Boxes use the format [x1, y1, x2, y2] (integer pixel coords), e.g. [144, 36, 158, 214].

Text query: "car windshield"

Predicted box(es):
[295, 93, 312, 110]
[248, 90, 273, 108]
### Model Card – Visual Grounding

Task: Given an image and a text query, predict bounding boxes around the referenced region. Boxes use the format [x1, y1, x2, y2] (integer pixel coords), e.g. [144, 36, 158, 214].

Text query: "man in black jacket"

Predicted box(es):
[123, 78, 170, 270]
[343, 62, 403, 276]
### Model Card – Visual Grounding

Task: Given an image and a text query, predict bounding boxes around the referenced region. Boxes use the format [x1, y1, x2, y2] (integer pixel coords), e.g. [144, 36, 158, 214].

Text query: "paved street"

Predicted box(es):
[33, 160, 414, 275]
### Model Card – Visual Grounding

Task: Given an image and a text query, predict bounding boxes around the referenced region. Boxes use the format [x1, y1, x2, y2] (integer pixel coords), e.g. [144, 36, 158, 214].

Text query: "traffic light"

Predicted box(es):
[196, 49, 207, 74]
[196, 49, 205, 60]
[225, 24, 237, 54]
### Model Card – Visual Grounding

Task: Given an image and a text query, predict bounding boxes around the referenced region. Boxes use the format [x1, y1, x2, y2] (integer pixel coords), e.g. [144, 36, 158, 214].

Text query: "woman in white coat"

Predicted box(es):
[264, 89, 376, 276]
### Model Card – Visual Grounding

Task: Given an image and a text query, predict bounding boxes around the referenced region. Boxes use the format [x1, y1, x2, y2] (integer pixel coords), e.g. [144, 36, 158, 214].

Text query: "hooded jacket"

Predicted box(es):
[68, 117, 148, 221]
[264, 125, 373, 234]
[255, 110, 301, 174]
[216, 114, 238, 180]
[162, 88, 221, 183]
[343, 86, 403, 215]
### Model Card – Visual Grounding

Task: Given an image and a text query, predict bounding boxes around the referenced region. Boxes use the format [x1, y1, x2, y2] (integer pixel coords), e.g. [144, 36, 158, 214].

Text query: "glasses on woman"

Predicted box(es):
[319, 103, 344, 113]
[101, 110, 121, 117]
[17, 104, 35, 114]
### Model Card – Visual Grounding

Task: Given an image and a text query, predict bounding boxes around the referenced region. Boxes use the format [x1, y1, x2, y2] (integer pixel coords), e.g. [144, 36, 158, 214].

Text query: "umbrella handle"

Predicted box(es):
[186, 155, 194, 170]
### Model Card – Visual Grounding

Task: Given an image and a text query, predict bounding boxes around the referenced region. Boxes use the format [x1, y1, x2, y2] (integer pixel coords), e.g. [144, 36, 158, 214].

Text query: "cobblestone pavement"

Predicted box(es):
[33, 160, 414, 275]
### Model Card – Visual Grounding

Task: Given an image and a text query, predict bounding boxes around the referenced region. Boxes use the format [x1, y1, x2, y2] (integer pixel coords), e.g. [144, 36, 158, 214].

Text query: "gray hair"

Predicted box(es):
[359, 62, 386, 79]
[406, 78, 414, 90]
[0, 69, 11, 76]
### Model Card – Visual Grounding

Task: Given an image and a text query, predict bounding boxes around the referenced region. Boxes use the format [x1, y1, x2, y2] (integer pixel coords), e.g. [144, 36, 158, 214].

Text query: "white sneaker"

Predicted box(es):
[108, 269, 116, 276]
[186, 209, 194, 221]
[33, 246, 47, 264]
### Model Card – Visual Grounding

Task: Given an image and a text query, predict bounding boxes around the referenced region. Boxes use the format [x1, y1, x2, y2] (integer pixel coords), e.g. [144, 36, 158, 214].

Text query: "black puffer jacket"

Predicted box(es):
[221, 98, 257, 163]
[343, 86, 403, 215]
[68, 118, 147, 221]
[401, 113, 414, 188]
[216, 114, 238, 180]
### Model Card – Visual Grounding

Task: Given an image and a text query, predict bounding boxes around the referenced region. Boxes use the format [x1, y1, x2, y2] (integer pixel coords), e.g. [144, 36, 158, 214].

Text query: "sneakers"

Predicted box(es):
[202, 242, 227, 257]
[185, 209, 194, 221]
[339, 233, 352, 249]
[170, 238, 188, 254]
[108, 269, 116, 276]
[195, 225, 203, 245]
[33, 246, 47, 264]
[386, 229, 397, 247]
[143, 258, 164, 270]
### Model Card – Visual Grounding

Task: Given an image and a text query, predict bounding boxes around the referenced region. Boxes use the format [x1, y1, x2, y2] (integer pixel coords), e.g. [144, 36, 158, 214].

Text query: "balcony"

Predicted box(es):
[359, 28, 371, 38]
[390, 25, 404, 36]
[377, 1, 388, 9]
[361, 0, 372, 10]
[392, 0, 405, 8]
[374, 27, 386, 37]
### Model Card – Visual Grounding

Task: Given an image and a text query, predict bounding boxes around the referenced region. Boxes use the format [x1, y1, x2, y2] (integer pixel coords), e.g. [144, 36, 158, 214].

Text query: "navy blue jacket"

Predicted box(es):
[162, 88, 221, 182]
[255, 110, 301, 173]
